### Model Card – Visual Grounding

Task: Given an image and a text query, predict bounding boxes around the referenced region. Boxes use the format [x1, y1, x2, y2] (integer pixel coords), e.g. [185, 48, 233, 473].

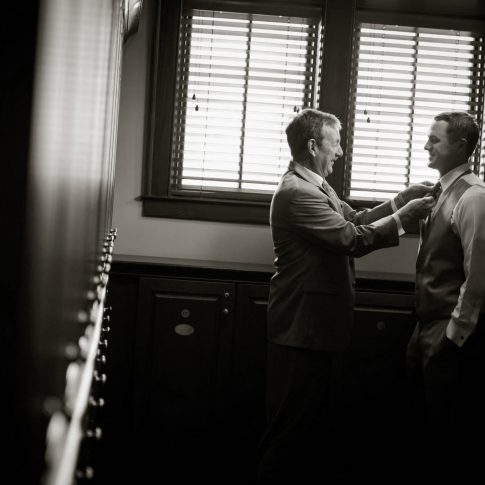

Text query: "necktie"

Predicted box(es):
[422, 180, 441, 235]
[322, 180, 341, 211]
[429, 180, 442, 217]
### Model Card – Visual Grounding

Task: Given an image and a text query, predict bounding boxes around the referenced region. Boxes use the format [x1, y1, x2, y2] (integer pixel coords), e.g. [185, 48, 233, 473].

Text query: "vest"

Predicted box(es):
[415, 175, 473, 323]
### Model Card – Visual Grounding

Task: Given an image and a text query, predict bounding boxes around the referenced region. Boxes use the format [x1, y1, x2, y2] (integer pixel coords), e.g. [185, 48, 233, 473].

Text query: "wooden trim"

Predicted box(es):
[184, 0, 323, 17]
[141, 196, 270, 224]
[319, 0, 357, 197]
[111, 258, 416, 293]
[143, 0, 182, 196]
[356, 0, 485, 22]
[356, 9, 485, 33]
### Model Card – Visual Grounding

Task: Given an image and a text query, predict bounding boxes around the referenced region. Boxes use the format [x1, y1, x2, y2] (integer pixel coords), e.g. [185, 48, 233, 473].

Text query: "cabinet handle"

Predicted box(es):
[89, 397, 105, 408]
[96, 354, 107, 365]
[76, 466, 94, 480]
[98, 339, 108, 349]
[86, 427, 103, 440]
[376, 321, 386, 331]
[93, 371, 107, 383]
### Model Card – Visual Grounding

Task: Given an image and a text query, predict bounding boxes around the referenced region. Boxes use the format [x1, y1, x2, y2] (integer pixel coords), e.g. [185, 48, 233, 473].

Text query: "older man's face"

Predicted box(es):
[314, 125, 343, 178]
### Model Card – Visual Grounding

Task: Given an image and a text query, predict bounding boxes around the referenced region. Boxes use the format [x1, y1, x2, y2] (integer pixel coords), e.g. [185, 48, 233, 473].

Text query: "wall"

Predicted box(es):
[112, 0, 420, 277]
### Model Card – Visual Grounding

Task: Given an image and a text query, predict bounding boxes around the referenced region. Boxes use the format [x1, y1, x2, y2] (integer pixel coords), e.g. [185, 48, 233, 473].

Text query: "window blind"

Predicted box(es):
[346, 23, 485, 201]
[171, 8, 321, 197]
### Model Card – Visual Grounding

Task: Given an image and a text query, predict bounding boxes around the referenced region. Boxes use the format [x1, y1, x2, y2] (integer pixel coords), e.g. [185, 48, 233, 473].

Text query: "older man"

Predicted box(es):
[406, 111, 485, 479]
[257, 108, 435, 481]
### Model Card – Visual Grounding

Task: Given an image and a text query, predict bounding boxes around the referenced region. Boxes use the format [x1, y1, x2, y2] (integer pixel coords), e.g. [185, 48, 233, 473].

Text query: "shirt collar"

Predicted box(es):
[439, 163, 471, 192]
[290, 160, 324, 187]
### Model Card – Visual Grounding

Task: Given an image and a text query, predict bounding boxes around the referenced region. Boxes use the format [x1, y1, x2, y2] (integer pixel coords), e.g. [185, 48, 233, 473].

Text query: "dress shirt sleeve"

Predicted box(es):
[390, 198, 397, 212]
[446, 188, 485, 347]
[391, 193, 406, 211]
[341, 199, 395, 226]
[391, 213, 406, 236]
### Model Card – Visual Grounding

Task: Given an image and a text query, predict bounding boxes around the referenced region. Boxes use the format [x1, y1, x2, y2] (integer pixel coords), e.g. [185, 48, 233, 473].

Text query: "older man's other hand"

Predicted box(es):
[396, 183, 436, 206]
[397, 196, 436, 233]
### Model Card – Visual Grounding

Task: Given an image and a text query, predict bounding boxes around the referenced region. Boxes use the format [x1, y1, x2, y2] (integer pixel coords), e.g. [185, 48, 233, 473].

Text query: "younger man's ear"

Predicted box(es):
[458, 137, 468, 153]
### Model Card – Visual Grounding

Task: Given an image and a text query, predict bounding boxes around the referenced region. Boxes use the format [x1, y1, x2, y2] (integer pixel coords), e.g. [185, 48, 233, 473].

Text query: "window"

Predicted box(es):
[346, 22, 485, 203]
[171, 8, 321, 199]
[143, 1, 484, 223]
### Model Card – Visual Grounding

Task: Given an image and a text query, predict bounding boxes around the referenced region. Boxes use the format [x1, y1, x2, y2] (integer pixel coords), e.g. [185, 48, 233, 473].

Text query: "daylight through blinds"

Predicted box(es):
[347, 23, 485, 201]
[171, 8, 321, 195]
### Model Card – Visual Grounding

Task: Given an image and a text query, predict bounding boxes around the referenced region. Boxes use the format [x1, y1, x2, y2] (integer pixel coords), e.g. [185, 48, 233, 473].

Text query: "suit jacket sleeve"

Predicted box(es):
[341, 199, 395, 225]
[284, 187, 399, 257]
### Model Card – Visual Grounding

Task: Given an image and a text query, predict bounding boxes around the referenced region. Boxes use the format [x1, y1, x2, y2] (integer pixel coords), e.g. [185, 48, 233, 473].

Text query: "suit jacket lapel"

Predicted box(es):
[289, 161, 342, 213]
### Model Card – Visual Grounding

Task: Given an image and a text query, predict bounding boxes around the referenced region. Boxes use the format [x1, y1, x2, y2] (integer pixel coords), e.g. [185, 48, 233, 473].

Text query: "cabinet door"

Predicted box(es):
[339, 306, 415, 462]
[136, 277, 235, 437]
[232, 283, 269, 438]
[343, 306, 415, 401]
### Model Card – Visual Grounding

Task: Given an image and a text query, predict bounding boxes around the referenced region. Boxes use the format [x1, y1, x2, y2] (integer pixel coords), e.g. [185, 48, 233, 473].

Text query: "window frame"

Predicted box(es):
[140, 0, 355, 223]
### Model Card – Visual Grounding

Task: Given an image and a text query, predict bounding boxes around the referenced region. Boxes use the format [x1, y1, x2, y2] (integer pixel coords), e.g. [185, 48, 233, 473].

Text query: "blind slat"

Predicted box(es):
[181, 16, 318, 31]
[186, 9, 320, 26]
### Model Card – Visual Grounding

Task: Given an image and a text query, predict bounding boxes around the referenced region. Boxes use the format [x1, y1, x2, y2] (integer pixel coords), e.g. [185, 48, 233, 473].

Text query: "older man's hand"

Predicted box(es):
[397, 196, 436, 233]
[397, 182, 436, 206]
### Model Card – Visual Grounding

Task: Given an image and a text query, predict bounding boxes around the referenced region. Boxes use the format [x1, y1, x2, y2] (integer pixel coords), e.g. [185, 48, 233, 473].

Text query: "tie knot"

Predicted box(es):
[431, 181, 442, 199]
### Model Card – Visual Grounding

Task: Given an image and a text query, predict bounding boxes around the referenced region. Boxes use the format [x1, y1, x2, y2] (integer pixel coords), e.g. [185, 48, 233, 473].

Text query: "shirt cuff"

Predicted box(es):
[391, 213, 406, 236]
[446, 319, 473, 348]
[391, 197, 398, 212]
[391, 194, 405, 212]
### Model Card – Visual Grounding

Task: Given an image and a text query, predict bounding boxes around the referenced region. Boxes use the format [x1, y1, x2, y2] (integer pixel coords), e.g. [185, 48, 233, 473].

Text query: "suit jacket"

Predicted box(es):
[268, 162, 399, 352]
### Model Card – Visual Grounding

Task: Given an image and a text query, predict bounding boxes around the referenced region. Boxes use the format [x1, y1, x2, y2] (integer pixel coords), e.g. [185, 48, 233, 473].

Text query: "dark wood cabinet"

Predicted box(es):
[131, 276, 268, 481]
[336, 289, 416, 477]
[105, 260, 416, 481]
[104, 263, 271, 481]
